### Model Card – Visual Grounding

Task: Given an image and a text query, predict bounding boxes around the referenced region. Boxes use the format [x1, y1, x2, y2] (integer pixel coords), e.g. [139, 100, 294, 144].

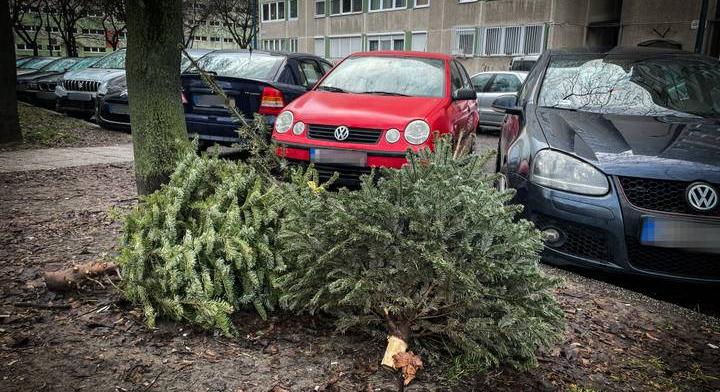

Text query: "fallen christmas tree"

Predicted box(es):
[117, 149, 287, 334]
[277, 137, 565, 382]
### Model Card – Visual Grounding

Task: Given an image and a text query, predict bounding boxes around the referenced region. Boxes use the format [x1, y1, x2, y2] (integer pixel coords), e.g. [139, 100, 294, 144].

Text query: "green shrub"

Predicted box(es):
[118, 150, 284, 334]
[276, 137, 564, 376]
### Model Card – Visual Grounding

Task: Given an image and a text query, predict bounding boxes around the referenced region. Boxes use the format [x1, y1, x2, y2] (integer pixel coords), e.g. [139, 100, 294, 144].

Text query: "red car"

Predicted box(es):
[272, 51, 478, 185]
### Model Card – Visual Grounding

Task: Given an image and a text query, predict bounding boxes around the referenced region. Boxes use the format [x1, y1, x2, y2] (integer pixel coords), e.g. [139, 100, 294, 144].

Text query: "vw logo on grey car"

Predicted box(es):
[686, 182, 718, 211]
[334, 125, 350, 141]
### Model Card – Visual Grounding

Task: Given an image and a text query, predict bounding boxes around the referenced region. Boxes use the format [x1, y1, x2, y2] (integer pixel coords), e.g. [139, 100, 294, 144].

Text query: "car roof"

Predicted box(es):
[472, 70, 529, 77]
[203, 49, 326, 60]
[545, 46, 700, 58]
[351, 50, 452, 60]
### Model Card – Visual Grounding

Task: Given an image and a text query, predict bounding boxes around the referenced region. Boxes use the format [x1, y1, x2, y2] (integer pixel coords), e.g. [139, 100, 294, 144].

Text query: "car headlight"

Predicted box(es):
[275, 111, 293, 133]
[531, 149, 609, 195]
[404, 120, 430, 145]
[55, 83, 67, 96]
[385, 128, 400, 143]
[97, 81, 108, 95]
[292, 121, 305, 135]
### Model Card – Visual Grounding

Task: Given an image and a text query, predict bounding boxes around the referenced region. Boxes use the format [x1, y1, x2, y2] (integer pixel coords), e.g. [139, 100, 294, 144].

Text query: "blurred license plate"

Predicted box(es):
[640, 216, 720, 253]
[194, 94, 234, 108]
[68, 92, 92, 101]
[310, 149, 367, 167]
[109, 104, 129, 115]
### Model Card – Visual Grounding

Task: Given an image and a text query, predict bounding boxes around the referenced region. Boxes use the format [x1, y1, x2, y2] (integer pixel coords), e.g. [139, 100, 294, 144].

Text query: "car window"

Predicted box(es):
[471, 74, 493, 92]
[40, 58, 79, 72]
[538, 54, 720, 117]
[91, 50, 126, 69]
[320, 61, 333, 73]
[450, 61, 463, 91]
[318, 55, 445, 98]
[21, 58, 55, 70]
[457, 62, 473, 89]
[298, 59, 323, 88]
[487, 74, 522, 93]
[192, 52, 284, 80]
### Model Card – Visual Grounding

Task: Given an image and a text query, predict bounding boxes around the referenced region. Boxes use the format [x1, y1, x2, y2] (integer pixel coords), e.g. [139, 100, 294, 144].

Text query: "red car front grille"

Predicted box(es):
[307, 124, 382, 144]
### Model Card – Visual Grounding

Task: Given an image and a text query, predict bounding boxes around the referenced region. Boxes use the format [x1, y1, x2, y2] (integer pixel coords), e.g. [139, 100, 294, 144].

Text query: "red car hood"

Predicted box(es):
[288, 91, 445, 128]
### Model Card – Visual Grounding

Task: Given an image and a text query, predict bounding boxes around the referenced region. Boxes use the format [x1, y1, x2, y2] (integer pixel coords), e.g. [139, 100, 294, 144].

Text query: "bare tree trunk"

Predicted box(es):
[126, 0, 190, 195]
[0, 0, 22, 144]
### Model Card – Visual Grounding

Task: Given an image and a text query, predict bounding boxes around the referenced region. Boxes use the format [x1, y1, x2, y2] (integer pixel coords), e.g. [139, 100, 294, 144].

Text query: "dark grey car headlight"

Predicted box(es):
[531, 149, 609, 196]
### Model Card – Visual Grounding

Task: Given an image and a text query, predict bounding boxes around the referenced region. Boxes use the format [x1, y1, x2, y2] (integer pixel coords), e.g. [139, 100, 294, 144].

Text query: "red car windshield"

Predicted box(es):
[317, 56, 445, 98]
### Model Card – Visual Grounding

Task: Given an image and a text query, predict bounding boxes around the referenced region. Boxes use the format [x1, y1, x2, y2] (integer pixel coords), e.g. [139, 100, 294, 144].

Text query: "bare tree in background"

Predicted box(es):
[46, 0, 89, 57]
[95, 0, 127, 50]
[211, 0, 256, 48]
[9, 0, 45, 56]
[182, 0, 215, 48]
[1, 0, 22, 144]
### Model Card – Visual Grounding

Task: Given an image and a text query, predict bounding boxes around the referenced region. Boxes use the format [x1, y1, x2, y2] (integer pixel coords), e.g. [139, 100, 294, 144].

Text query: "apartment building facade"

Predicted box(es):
[14, 12, 241, 58]
[258, 0, 719, 74]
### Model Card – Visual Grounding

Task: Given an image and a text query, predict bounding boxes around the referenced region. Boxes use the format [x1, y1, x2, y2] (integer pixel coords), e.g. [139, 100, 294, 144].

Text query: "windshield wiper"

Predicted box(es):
[317, 85, 347, 93]
[359, 91, 409, 97]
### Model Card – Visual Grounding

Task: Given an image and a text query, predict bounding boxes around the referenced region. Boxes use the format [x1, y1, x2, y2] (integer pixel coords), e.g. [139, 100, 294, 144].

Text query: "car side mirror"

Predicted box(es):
[492, 95, 523, 115]
[452, 87, 477, 101]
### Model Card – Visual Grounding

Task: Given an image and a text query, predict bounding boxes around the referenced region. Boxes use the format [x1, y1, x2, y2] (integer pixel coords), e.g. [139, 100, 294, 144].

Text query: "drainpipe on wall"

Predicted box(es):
[695, 0, 709, 53]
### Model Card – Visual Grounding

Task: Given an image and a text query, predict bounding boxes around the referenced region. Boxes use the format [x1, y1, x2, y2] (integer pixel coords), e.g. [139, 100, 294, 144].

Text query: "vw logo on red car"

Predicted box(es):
[334, 126, 350, 141]
[272, 50, 478, 187]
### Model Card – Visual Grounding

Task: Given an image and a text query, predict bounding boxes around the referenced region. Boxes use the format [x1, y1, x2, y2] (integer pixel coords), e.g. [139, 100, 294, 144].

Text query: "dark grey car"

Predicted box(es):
[470, 71, 527, 132]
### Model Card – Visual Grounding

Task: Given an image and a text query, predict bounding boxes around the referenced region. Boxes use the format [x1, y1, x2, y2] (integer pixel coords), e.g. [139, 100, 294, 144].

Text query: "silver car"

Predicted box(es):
[55, 49, 126, 116]
[470, 71, 528, 132]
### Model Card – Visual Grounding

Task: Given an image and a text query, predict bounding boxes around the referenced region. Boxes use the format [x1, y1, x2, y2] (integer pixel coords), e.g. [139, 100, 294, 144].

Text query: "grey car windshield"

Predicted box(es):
[192, 53, 283, 80]
[91, 50, 126, 69]
[39, 58, 81, 72]
[318, 56, 446, 97]
[21, 58, 55, 70]
[69, 57, 99, 71]
[538, 55, 720, 118]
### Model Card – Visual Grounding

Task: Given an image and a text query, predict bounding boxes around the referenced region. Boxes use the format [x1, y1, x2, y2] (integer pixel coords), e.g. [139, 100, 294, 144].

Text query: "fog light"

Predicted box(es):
[385, 128, 400, 144]
[542, 228, 562, 245]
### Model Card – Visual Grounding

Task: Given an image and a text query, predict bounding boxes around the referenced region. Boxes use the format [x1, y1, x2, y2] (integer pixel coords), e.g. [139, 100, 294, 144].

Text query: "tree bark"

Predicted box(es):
[126, 0, 190, 195]
[0, 0, 22, 144]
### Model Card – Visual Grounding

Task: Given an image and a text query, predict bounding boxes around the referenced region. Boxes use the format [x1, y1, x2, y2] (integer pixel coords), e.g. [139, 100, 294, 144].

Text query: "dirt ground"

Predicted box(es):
[0, 104, 132, 152]
[1, 158, 719, 392]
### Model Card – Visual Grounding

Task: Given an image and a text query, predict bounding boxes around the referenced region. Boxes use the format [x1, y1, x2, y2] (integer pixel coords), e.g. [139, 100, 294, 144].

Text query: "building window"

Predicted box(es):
[329, 35, 362, 58]
[411, 32, 427, 51]
[262, 1, 285, 22]
[289, 0, 298, 18]
[414, 0, 429, 7]
[330, 0, 361, 15]
[16, 43, 35, 50]
[368, 33, 405, 51]
[84, 47, 106, 53]
[523, 25, 544, 54]
[482, 25, 545, 56]
[452, 28, 475, 56]
[370, 0, 406, 11]
[262, 38, 298, 52]
[314, 37, 325, 57]
[224, 38, 233, 43]
[458, 0, 477, 3]
[210, 37, 220, 42]
[315, 0, 326, 16]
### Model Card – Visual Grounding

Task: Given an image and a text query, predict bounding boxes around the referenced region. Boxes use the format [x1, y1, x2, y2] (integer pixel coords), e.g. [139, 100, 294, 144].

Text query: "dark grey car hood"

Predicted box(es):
[535, 107, 720, 183]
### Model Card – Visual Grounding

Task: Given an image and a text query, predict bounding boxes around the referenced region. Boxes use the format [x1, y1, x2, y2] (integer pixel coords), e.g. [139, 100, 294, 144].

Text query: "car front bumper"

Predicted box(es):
[58, 92, 97, 114]
[275, 143, 407, 187]
[97, 99, 131, 129]
[516, 175, 720, 283]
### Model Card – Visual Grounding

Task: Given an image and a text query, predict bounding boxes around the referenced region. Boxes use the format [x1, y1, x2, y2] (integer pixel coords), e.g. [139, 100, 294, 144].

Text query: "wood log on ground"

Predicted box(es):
[44, 261, 118, 292]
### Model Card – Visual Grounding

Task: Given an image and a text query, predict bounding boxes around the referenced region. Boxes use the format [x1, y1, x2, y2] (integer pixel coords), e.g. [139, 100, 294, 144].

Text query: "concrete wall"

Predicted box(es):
[258, 0, 720, 74]
[619, 0, 718, 52]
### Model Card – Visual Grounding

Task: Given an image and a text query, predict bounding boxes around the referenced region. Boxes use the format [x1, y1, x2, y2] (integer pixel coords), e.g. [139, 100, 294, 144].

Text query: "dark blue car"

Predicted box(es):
[493, 48, 720, 283]
[181, 50, 333, 147]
